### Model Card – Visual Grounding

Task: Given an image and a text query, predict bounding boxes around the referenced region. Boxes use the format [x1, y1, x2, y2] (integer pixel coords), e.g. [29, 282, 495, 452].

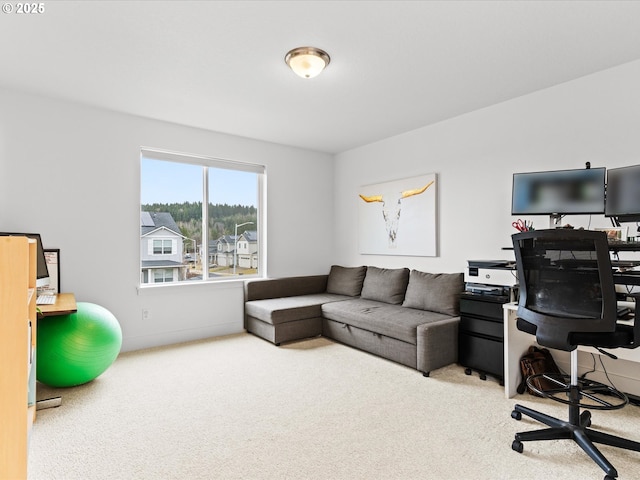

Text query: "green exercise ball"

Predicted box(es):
[37, 302, 122, 387]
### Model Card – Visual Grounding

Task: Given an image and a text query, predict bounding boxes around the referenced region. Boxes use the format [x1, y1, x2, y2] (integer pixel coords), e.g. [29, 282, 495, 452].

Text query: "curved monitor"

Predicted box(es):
[511, 167, 605, 216]
[0, 232, 50, 288]
[605, 164, 640, 222]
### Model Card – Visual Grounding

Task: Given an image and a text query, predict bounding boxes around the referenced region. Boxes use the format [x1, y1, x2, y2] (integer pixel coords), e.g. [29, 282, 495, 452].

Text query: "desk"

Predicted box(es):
[503, 303, 530, 398]
[608, 241, 640, 253]
[500, 238, 640, 398]
[503, 302, 640, 398]
[36, 293, 77, 410]
[38, 292, 77, 317]
[614, 271, 640, 287]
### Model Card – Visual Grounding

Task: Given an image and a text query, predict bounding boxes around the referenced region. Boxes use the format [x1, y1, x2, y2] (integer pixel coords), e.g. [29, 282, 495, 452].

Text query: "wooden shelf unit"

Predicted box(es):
[1, 236, 37, 479]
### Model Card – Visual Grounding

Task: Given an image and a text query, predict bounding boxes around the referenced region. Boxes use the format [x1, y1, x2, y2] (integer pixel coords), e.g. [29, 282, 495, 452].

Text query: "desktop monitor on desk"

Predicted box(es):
[0, 232, 50, 289]
[511, 167, 606, 227]
[605, 164, 640, 224]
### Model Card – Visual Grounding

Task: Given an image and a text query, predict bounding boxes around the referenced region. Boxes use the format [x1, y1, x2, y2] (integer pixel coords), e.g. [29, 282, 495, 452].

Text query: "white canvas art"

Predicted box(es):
[358, 173, 437, 256]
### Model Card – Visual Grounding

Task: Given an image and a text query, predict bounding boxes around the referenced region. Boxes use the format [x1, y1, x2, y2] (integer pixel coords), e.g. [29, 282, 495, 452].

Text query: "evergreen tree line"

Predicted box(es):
[143, 202, 257, 252]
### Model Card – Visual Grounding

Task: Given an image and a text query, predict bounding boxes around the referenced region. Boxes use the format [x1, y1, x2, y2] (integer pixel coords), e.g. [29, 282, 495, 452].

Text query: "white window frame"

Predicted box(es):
[140, 147, 266, 286]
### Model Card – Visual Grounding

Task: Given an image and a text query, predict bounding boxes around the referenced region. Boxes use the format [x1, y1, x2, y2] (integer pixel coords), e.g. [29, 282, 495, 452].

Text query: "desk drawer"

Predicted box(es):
[460, 315, 503, 339]
[459, 332, 504, 379]
[460, 297, 504, 320]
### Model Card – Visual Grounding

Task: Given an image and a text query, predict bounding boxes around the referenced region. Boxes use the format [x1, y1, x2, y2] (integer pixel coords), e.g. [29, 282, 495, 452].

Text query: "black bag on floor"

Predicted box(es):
[517, 346, 562, 396]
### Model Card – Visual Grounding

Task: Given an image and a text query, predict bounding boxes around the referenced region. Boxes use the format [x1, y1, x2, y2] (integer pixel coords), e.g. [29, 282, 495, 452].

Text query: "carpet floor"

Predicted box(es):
[28, 333, 640, 479]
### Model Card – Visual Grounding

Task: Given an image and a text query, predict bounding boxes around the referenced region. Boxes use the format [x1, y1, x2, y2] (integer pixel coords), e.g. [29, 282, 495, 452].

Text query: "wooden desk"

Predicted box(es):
[35, 293, 77, 411]
[38, 293, 77, 317]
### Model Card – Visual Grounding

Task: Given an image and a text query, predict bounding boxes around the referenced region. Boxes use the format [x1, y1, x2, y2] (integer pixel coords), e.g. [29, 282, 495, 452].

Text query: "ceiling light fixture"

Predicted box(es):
[285, 47, 330, 79]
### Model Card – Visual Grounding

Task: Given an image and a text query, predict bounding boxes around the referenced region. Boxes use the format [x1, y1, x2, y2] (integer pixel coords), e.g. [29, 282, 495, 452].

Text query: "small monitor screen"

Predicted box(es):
[511, 168, 605, 215]
[605, 164, 640, 221]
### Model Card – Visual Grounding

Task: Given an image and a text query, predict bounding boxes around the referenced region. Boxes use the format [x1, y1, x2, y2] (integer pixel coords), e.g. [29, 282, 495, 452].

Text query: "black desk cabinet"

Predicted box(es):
[458, 292, 508, 384]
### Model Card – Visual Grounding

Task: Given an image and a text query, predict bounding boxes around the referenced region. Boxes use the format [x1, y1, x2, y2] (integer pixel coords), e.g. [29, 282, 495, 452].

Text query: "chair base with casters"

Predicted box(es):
[511, 350, 640, 480]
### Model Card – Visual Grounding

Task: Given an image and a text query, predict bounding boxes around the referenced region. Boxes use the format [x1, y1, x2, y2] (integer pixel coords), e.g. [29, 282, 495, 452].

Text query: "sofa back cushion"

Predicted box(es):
[326, 265, 367, 296]
[245, 275, 328, 301]
[360, 266, 410, 304]
[402, 269, 464, 316]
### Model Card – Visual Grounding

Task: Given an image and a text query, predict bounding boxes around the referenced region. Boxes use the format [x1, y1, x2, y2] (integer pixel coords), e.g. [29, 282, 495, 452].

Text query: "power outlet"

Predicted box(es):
[142, 309, 151, 320]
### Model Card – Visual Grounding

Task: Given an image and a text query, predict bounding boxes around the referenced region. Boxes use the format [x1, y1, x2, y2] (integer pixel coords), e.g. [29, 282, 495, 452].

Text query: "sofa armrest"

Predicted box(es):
[416, 316, 460, 375]
[244, 275, 329, 301]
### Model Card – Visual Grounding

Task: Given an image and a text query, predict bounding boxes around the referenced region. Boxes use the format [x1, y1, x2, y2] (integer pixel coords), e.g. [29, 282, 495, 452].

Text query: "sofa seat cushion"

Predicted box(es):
[321, 298, 452, 345]
[245, 293, 351, 325]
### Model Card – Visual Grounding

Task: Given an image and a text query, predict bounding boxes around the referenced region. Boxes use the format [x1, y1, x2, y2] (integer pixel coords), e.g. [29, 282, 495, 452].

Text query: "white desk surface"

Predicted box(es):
[503, 303, 529, 398]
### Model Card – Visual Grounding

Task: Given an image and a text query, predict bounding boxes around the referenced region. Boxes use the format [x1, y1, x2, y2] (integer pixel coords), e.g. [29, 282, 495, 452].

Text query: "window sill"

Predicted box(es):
[137, 276, 261, 294]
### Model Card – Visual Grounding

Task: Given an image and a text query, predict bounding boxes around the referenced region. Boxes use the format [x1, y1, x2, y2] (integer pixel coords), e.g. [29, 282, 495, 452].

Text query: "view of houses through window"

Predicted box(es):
[140, 149, 263, 284]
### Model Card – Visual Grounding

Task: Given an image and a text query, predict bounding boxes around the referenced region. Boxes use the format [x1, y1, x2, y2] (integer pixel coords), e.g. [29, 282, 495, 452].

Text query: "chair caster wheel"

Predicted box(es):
[511, 410, 522, 421]
[464, 368, 472, 376]
[604, 475, 617, 480]
[512, 440, 523, 453]
[479, 373, 487, 381]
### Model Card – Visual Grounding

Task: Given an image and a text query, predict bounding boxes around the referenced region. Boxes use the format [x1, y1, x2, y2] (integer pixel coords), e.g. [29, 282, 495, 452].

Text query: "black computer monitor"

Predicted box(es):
[605, 164, 640, 222]
[0, 232, 50, 288]
[511, 167, 606, 216]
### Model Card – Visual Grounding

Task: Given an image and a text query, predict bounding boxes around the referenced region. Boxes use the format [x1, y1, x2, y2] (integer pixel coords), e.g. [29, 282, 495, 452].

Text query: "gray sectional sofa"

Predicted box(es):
[244, 265, 464, 376]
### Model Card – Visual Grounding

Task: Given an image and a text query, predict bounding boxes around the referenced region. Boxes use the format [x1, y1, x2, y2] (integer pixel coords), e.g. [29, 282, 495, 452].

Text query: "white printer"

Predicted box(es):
[465, 260, 518, 301]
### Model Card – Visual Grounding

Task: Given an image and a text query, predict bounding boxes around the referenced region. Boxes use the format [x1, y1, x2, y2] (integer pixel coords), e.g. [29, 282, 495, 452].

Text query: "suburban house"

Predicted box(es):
[140, 211, 188, 284]
[211, 235, 235, 267]
[236, 230, 258, 269]
[211, 230, 257, 269]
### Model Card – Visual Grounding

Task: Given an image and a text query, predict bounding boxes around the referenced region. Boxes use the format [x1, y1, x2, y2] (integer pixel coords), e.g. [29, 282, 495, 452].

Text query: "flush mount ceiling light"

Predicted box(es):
[284, 47, 330, 79]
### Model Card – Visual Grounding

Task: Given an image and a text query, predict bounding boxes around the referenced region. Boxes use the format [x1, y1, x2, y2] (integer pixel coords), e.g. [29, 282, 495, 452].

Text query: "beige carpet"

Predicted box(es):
[28, 333, 640, 480]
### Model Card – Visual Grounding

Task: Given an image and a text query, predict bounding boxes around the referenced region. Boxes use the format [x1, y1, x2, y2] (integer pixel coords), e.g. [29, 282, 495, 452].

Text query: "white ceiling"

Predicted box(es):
[2, 1, 640, 154]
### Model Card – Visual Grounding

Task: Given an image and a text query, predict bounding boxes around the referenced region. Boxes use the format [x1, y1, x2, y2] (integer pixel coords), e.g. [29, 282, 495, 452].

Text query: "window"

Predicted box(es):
[154, 269, 174, 283]
[140, 148, 264, 285]
[153, 239, 173, 255]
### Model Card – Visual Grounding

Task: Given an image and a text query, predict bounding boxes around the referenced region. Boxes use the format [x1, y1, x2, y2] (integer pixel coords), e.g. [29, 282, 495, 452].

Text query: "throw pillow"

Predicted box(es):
[360, 266, 410, 304]
[402, 269, 464, 316]
[326, 265, 367, 296]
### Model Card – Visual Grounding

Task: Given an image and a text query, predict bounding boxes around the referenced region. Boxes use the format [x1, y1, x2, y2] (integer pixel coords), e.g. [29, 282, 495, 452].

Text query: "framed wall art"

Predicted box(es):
[44, 248, 60, 293]
[358, 173, 437, 256]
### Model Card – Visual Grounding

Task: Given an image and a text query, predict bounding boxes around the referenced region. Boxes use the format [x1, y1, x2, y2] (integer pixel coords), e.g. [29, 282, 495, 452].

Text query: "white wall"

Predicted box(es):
[3, 58, 640, 364]
[334, 59, 640, 272]
[333, 59, 640, 395]
[0, 89, 335, 351]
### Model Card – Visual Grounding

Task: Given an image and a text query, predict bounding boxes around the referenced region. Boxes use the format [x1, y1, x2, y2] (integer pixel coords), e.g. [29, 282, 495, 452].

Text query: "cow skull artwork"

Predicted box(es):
[359, 180, 435, 248]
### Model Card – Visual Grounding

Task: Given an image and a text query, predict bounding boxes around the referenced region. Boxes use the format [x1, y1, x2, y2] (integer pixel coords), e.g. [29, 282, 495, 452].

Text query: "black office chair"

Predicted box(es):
[511, 229, 640, 480]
